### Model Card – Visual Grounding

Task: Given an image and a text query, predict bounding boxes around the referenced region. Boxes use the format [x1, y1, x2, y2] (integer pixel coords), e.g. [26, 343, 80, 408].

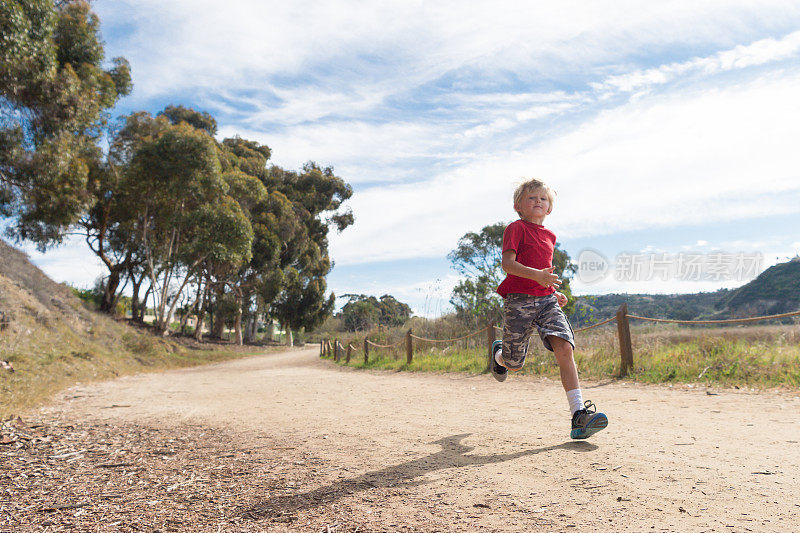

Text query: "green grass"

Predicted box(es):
[324, 323, 800, 389]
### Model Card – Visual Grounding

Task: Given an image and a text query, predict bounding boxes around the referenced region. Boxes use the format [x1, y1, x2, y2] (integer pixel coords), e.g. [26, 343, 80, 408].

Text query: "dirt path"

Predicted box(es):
[11, 347, 800, 531]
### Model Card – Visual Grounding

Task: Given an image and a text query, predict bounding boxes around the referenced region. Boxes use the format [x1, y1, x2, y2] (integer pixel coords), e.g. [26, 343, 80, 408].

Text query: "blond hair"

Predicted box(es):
[513, 178, 555, 215]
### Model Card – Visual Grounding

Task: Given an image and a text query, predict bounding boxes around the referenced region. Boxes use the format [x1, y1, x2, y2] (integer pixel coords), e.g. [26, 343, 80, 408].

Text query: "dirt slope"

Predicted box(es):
[16, 347, 800, 531]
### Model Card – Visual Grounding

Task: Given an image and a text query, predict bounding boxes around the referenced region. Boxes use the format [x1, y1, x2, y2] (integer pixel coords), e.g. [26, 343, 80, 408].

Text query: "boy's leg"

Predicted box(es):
[491, 294, 537, 381]
[548, 336, 584, 416]
[535, 295, 580, 411]
[549, 336, 579, 393]
[549, 337, 607, 438]
[498, 295, 538, 372]
[536, 296, 607, 438]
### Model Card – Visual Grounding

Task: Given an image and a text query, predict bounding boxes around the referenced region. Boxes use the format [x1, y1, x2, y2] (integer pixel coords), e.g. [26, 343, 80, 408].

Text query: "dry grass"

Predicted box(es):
[0, 310, 277, 417]
[0, 271, 281, 417]
[0, 240, 292, 417]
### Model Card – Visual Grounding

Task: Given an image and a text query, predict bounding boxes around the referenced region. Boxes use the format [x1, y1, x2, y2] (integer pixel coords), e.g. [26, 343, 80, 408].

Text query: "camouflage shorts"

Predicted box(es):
[500, 293, 575, 371]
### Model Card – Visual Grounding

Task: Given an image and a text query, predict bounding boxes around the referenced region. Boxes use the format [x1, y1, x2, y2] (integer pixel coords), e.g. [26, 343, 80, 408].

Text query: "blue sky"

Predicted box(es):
[19, 0, 800, 316]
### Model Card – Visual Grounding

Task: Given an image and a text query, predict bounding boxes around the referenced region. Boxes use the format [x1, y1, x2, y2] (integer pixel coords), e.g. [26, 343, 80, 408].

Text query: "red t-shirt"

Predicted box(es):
[496, 219, 556, 298]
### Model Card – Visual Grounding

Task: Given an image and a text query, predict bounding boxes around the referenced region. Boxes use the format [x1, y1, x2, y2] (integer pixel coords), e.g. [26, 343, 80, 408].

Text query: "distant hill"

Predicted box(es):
[571, 257, 800, 326]
[719, 256, 800, 317]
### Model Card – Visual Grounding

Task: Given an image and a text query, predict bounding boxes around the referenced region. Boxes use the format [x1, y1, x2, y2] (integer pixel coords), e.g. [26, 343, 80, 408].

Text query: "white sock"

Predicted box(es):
[566, 389, 583, 415]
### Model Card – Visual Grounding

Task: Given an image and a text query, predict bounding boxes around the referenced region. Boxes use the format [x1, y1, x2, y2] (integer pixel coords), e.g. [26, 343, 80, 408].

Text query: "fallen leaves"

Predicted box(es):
[0, 417, 300, 531]
[0, 416, 44, 445]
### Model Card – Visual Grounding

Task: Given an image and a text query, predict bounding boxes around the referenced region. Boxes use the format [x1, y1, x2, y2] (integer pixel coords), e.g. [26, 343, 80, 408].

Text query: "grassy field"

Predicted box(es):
[323, 323, 800, 389]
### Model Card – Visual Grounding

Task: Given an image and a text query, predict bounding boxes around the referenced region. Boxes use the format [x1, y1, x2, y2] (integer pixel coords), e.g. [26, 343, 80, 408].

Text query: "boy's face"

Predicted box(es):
[515, 187, 552, 222]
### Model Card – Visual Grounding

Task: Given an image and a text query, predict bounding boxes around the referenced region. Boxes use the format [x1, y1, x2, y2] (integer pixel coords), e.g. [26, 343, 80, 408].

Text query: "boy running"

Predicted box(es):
[491, 178, 608, 439]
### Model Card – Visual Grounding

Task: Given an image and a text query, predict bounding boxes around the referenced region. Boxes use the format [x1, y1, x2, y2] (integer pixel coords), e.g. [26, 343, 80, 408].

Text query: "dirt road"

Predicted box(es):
[22, 347, 800, 531]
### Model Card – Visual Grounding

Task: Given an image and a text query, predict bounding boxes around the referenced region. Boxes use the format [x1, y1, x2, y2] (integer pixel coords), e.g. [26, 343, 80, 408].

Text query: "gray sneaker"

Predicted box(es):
[489, 339, 507, 382]
[570, 400, 608, 439]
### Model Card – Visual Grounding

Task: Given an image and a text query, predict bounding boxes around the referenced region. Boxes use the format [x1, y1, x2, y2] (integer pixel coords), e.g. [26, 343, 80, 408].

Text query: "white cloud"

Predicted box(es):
[211, 27, 800, 191]
[98, 0, 800, 101]
[591, 30, 800, 94]
[327, 70, 800, 265]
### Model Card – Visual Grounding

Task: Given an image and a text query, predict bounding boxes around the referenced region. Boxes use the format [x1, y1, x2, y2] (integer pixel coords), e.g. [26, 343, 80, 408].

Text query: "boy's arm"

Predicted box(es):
[501, 250, 562, 289]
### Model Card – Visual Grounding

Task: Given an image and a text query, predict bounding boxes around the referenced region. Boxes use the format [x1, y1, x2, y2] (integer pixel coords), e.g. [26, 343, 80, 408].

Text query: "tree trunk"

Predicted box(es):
[130, 275, 142, 322]
[194, 312, 205, 340]
[212, 313, 226, 339]
[194, 281, 209, 341]
[179, 279, 203, 335]
[100, 268, 122, 313]
[160, 269, 194, 337]
[140, 284, 152, 324]
[234, 294, 243, 346]
[209, 285, 226, 339]
[244, 314, 258, 343]
[286, 327, 293, 347]
[265, 319, 274, 342]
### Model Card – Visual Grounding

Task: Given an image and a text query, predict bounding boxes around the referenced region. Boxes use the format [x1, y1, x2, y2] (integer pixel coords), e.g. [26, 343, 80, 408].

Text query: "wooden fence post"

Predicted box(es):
[487, 322, 496, 371]
[363, 339, 369, 364]
[320, 340, 324, 357]
[334, 338, 340, 362]
[406, 329, 413, 365]
[346, 343, 351, 364]
[616, 303, 634, 377]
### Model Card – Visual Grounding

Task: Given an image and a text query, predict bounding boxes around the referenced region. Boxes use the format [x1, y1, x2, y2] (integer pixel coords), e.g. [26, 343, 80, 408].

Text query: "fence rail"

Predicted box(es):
[321, 306, 800, 377]
[626, 309, 800, 325]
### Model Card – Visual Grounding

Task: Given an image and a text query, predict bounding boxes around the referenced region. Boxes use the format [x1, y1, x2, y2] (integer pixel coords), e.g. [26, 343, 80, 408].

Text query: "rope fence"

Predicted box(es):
[365, 339, 404, 349]
[409, 327, 486, 343]
[626, 309, 800, 325]
[320, 304, 799, 377]
[573, 315, 617, 333]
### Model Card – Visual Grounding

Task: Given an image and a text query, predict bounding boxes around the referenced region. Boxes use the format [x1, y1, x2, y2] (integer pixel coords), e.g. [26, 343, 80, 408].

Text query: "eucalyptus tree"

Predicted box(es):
[1, 0, 131, 247]
[159, 104, 217, 136]
[72, 112, 169, 312]
[168, 195, 253, 334]
[209, 167, 267, 344]
[340, 294, 412, 332]
[268, 162, 354, 344]
[126, 122, 247, 334]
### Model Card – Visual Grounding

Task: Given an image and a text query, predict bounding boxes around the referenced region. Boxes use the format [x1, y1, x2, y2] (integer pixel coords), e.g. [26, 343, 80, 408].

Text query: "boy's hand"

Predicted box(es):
[555, 292, 568, 307]
[536, 267, 562, 289]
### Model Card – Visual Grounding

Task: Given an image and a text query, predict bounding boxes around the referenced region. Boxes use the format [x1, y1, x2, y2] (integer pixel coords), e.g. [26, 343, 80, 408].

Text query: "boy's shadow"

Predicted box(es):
[240, 433, 597, 520]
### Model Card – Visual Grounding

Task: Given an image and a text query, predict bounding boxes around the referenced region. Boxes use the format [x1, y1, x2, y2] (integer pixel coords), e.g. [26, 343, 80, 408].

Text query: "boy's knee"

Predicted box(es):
[549, 336, 573, 356]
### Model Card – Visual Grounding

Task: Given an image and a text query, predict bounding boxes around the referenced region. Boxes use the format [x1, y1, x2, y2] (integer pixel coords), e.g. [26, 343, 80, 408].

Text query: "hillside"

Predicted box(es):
[719, 256, 800, 317]
[0, 239, 264, 416]
[570, 290, 729, 326]
[571, 257, 800, 326]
